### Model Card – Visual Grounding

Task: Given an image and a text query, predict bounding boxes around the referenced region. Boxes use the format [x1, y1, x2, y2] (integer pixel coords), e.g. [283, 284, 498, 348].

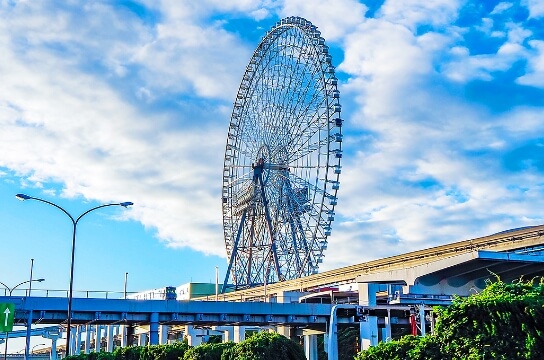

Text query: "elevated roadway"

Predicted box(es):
[216, 224, 544, 301]
[0, 296, 332, 327]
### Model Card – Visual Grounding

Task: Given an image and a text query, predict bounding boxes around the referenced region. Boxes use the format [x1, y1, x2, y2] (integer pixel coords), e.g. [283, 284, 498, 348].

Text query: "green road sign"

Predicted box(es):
[0, 303, 15, 332]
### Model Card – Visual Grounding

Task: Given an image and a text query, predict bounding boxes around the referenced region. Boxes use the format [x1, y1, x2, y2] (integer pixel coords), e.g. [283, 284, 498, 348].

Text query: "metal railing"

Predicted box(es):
[0, 289, 137, 299]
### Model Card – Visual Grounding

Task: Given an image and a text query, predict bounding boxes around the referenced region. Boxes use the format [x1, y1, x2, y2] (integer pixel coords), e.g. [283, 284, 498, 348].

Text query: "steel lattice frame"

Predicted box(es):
[221, 16, 342, 291]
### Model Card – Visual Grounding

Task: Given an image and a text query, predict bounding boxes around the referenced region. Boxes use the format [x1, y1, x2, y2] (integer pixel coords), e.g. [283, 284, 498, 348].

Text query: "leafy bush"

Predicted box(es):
[221, 332, 305, 360]
[183, 342, 234, 360]
[65, 351, 115, 360]
[355, 279, 544, 360]
[435, 279, 544, 360]
[354, 335, 443, 360]
[65, 332, 303, 360]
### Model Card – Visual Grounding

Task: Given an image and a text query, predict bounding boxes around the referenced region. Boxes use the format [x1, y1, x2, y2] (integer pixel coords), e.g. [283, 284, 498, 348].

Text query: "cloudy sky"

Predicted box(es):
[1, 0, 543, 309]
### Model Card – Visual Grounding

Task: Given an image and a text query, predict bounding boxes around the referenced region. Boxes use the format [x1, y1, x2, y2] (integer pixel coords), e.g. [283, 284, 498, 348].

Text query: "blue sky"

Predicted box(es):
[1, 0, 543, 325]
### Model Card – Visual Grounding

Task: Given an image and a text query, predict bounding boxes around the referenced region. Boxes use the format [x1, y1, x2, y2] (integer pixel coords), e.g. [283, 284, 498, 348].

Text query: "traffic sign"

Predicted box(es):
[0, 303, 15, 332]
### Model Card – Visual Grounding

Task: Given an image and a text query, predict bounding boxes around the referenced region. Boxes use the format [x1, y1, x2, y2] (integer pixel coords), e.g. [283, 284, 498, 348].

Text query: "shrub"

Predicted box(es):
[221, 332, 305, 360]
[183, 342, 235, 360]
[355, 278, 544, 360]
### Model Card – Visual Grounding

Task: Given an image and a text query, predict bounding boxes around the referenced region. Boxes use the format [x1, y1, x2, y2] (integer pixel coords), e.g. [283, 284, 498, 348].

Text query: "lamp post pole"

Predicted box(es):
[28, 259, 34, 297]
[0, 279, 45, 360]
[15, 194, 133, 356]
[31, 344, 45, 355]
[124, 272, 128, 300]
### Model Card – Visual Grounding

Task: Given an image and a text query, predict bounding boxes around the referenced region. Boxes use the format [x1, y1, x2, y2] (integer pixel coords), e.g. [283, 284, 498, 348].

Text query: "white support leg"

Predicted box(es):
[233, 326, 245, 343]
[95, 325, 102, 352]
[84, 325, 91, 354]
[120, 325, 127, 347]
[49, 334, 59, 360]
[76, 326, 82, 355]
[138, 333, 147, 346]
[70, 327, 77, 356]
[107, 325, 114, 352]
[304, 335, 318, 360]
[358, 283, 380, 350]
[419, 305, 426, 337]
[159, 325, 170, 344]
[384, 309, 392, 343]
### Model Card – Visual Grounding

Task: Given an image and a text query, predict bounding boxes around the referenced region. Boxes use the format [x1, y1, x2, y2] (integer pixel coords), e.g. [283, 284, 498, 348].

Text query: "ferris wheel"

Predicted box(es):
[221, 16, 343, 291]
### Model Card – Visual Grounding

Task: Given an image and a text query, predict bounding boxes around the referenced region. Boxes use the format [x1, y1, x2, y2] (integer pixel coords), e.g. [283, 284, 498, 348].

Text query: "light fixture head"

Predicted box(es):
[36, 278, 45, 282]
[120, 202, 134, 207]
[15, 193, 32, 201]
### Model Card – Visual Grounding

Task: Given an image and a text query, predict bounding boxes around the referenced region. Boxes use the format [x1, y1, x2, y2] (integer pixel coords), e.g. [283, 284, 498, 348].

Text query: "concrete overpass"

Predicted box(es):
[3, 225, 544, 360]
[215, 224, 544, 301]
[1, 297, 331, 327]
[0, 297, 338, 360]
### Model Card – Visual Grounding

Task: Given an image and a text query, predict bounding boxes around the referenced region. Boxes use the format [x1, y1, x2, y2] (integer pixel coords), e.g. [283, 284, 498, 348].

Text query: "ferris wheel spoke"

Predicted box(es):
[282, 178, 309, 273]
[288, 136, 331, 164]
[290, 89, 328, 135]
[274, 70, 321, 148]
[285, 99, 328, 154]
[256, 172, 283, 281]
[222, 209, 248, 291]
[280, 171, 325, 198]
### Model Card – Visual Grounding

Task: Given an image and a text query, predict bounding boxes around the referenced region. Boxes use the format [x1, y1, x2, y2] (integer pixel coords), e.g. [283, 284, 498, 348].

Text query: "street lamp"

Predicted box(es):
[15, 193, 133, 356]
[0, 279, 45, 360]
[31, 344, 45, 354]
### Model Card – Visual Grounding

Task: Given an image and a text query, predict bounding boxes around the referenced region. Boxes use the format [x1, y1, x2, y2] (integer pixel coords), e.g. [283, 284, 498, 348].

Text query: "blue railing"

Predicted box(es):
[0, 288, 135, 299]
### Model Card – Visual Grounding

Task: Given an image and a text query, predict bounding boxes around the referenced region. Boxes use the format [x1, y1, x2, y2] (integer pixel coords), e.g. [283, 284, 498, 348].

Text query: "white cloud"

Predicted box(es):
[491, 2, 514, 14]
[280, 0, 367, 41]
[378, 0, 462, 30]
[517, 40, 544, 87]
[524, 0, 544, 18]
[442, 23, 530, 83]
[318, 0, 544, 268]
[0, 1, 245, 258]
[133, 22, 249, 99]
[1, 0, 544, 276]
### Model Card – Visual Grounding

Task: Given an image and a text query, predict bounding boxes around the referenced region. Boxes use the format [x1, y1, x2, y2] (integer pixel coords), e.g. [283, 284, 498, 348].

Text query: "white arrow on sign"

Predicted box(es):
[4, 308, 10, 327]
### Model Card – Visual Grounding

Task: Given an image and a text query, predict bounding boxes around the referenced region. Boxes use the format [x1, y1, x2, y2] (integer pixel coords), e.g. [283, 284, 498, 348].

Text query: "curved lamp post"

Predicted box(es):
[15, 194, 133, 356]
[31, 343, 46, 354]
[1, 279, 45, 360]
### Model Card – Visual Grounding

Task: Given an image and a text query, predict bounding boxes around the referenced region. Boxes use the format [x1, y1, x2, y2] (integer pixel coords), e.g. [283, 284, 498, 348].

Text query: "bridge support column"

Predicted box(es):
[149, 312, 159, 345]
[107, 325, 115, 352]
[70, 327, 77, 355]
[276, 326, 290, 338]
[120, 325, 127, 347]
[138, 333, 147, 346]
[95, 325, 102, 352]
[382, 309, 392, 343]
[419, 305, 426, 337]
[304, 335, 318, 360]
[222, 329, 232, 342]
[159, 325, 169, 344]
[84, 325, 91, 354]
[184, 325, 203, 346]
[359, 283, 379, 350]
[233, 326, 245, 343]
[47, 333, 59, 360]
[126, 325, 134, 347]
[76, 325, 83, 354]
